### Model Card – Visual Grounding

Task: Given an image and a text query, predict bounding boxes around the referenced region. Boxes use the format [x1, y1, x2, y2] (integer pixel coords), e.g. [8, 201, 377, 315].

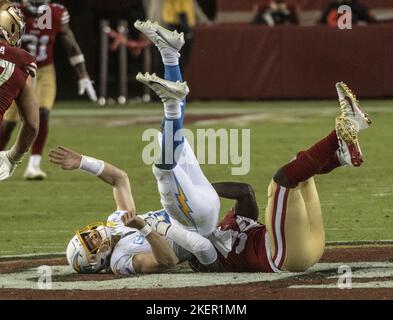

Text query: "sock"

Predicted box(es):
[164, 98, 182, 120]
[156, 63, 186, 169]
[32, 110, 49, 155]
[282, 130, 340, 186]
[164, 64, 186, 125]
[157, 115, 184, 170]
[317, 152, 342, 174]
[160, 47, 180, 66]
[28, 154, 42, 168]
[166, 223, 217, 265]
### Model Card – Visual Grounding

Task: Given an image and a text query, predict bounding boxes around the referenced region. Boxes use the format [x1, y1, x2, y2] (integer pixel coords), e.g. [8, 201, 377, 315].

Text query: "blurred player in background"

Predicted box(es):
[252, 0, 299, 26]
[190, 83, 372, 273]
[0, 0, 39, 181]
[0, 0, 96, 180]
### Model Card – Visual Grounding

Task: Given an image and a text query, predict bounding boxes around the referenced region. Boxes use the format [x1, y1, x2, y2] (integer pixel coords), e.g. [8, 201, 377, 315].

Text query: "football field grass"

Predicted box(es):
[0, 99, 392, 256]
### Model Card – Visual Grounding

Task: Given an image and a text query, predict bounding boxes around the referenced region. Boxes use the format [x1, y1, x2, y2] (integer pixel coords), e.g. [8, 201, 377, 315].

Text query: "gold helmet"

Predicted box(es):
[0, 0, 25, 47]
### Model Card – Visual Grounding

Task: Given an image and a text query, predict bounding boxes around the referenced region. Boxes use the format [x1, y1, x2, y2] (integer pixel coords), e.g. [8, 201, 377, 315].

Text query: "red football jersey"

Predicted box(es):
[0, 43, 37, 120]
[216, 209, 278, 273]
[21, 3, 70, 68]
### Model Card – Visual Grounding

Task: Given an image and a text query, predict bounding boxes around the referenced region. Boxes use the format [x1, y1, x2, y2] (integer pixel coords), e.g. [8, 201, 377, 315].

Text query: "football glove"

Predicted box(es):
[78, 78, 97, 102]
[143, 213, 171, 236]
[0, 151, 21, 181]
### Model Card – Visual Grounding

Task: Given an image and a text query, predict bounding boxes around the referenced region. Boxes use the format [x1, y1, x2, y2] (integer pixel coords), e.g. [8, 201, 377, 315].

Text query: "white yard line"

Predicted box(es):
[1, 240, 392, 259]
[51, 106, 393, 117]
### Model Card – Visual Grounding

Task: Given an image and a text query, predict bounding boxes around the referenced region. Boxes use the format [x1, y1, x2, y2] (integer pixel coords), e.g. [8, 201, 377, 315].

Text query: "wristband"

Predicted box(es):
[139, 224, 153, 237]
[69, 54, 85, 66]
[79, 155, 105, 176]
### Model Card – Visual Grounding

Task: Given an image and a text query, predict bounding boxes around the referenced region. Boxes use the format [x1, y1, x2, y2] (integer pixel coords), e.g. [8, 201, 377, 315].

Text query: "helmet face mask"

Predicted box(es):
[66, 222, 112, 274]
[0, 1, 25, 47]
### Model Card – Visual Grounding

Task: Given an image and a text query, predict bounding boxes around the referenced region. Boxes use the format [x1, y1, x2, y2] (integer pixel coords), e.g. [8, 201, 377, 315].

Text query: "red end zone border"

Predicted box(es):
[0, 245, 393, 300]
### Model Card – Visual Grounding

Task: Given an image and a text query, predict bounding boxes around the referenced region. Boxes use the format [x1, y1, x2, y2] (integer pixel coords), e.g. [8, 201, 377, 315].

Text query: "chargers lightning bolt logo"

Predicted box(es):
[173, 175, 198, 231]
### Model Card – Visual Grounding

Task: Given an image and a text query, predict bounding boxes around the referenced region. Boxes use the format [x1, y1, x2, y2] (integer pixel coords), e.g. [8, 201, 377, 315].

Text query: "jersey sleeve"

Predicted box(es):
[15, 48, 36, 77]
[60, 7, 70, 25]
[107, 211, 134, 236]
[51, 3, 70, 26]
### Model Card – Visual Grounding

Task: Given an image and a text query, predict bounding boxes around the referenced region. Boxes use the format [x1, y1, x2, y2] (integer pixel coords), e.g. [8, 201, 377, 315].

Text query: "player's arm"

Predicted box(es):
[0, 77, 39, 180]
[58, 23, 97, 101]
[48, 146, 135, 213]
[13, 77, 39, 156]
[122, 212, 179, 273]
[212, 182, 259, 221]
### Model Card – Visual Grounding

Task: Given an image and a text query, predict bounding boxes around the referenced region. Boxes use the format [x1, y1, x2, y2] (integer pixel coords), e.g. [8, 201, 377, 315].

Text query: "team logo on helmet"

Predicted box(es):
[0, 1, 26, 47]
[66, 222, 113, 274]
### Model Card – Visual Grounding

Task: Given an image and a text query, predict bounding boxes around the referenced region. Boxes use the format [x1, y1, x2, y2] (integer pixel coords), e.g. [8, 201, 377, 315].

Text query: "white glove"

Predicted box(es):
[0, 151, 20, 181]
[78, 78, 97, 102]
[143, 213, 171, 236]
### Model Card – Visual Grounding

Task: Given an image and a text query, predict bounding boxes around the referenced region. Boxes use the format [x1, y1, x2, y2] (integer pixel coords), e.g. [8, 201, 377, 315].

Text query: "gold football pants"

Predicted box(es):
[265, 177, 325, 272]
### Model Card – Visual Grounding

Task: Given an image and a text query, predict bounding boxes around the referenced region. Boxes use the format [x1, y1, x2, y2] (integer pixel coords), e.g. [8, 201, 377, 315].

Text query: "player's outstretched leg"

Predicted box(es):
[136, 72, 189, 169]
[136, 74, 219, 237]
[24, 108, 50, 180]
[134, 20, 186, 124]
[265, 82, 372, 272]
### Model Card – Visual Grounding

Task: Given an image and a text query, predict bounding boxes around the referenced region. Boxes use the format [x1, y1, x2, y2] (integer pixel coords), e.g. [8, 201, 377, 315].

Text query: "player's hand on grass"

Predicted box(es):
[49, 146, 82, 170]
[121, 211, 146, 230]
[78, 77, 97, 102]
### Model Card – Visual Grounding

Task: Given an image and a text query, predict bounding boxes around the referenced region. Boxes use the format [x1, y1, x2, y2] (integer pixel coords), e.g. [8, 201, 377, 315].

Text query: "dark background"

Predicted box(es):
[52, 0, 215, 100]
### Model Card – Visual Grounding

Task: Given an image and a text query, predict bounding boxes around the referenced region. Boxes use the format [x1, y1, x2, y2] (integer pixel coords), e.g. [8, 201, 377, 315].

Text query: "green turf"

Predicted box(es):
[0, 100, 392, 255]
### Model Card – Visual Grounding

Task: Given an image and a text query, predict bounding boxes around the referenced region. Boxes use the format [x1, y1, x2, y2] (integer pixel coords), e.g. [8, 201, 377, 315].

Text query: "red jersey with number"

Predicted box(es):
[0, 43, 37, 121]
[21, 3, 70, 68]
[216, 208, 278, 272]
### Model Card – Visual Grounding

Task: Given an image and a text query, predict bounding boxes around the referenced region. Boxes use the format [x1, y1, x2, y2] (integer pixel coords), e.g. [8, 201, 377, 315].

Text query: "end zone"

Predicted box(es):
[1, 244, 393, 299]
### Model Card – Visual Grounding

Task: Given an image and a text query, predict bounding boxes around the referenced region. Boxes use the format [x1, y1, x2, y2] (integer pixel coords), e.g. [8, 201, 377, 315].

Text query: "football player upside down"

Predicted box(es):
[0, 0, 96, 180]
[50, 21, 222, 274]
[191, 81, 371, 272]
[50, 21, 372, 275]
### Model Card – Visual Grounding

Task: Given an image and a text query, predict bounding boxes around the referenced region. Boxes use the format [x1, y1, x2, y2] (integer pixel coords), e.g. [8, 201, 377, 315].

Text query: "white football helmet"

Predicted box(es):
[66, 222, 112, 273]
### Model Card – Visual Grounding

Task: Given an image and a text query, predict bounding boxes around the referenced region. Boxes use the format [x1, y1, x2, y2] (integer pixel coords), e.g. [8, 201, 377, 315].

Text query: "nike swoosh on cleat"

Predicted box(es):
[156, 29, 179, 51]
[150, 81, 181, 97]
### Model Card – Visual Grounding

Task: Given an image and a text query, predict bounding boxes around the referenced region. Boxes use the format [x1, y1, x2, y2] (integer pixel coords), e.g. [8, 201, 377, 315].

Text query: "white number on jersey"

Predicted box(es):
[229, 216, 261, 255]
[0, 59, 16, 86]
[23, 34, 50, 62]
